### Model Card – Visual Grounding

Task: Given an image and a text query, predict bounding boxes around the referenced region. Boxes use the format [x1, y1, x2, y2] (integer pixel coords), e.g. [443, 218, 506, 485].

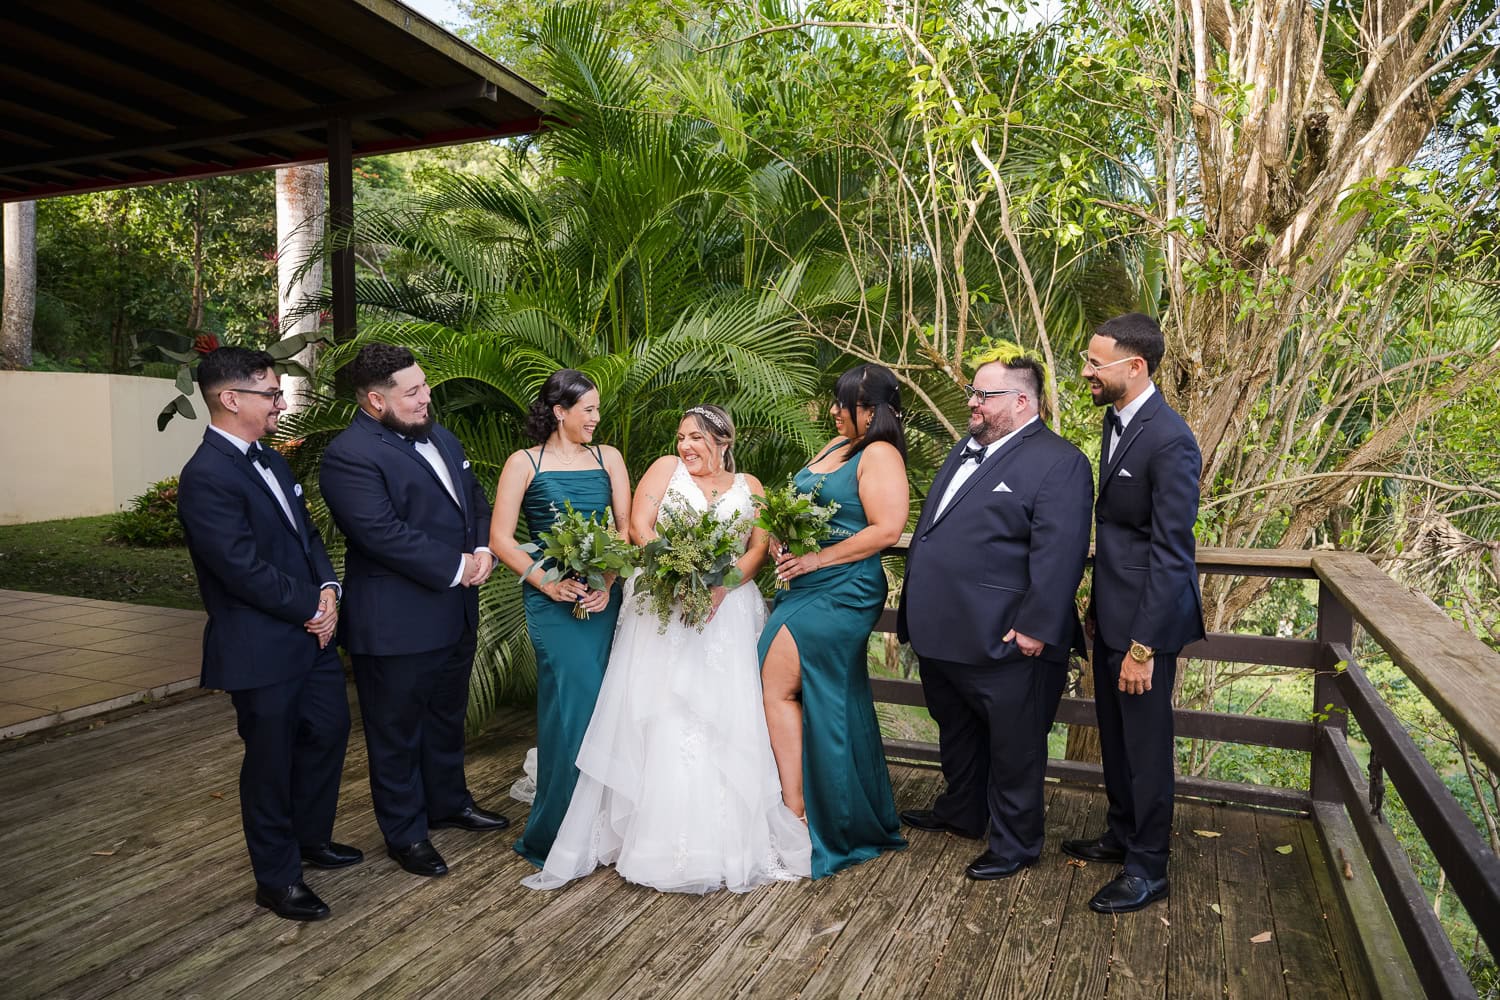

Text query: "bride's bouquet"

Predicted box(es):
[752, 479, 840, 589]
[635, 498, 748, 632]
[520, 502, 637, 619]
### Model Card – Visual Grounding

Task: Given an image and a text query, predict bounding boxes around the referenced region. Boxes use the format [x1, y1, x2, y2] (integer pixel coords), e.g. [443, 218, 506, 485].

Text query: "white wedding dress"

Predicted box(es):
[522, 460, 812, 893]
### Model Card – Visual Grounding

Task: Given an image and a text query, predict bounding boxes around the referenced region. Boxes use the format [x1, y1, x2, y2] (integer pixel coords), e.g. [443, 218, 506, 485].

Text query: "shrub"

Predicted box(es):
[109, 477, 185, 547]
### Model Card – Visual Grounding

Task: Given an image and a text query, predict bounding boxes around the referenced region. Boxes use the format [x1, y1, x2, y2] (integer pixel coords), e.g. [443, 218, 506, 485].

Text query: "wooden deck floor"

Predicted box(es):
[0, 693, 1365, 999]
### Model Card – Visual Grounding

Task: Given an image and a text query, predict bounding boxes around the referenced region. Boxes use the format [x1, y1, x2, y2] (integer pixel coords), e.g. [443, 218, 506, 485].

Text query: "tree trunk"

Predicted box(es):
[1, 200, 37, 369]
[187, 187, 206, 331]
[275, 164, 325, 409]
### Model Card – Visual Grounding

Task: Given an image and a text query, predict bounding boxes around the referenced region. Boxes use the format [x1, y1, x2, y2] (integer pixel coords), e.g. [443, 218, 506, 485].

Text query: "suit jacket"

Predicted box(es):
[178, 429, 337, 691]
[1091, 390, 1205, 653]
[898, 419, 1093, 665]
[319, 410, 492, 657]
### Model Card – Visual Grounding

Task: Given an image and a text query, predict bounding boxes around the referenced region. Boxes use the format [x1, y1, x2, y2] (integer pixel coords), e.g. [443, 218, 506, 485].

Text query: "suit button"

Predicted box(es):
[920, 535, 928, 542]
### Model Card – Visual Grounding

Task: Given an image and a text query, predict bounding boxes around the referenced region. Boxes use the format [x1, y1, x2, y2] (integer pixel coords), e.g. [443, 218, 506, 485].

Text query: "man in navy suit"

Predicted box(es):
[177, 347, 359, 922]
[897, 348, 1093, 880]
[1063, 312, 1204, 913]
[320, 343, 507, 880]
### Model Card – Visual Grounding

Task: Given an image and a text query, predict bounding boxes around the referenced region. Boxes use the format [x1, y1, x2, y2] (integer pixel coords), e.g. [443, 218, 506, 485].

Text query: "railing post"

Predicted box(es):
[1312, 579, 1354, 803]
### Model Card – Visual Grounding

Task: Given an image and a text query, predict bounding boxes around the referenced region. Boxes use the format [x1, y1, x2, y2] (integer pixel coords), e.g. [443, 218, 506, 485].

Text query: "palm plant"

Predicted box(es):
[281, 3, 860, 725]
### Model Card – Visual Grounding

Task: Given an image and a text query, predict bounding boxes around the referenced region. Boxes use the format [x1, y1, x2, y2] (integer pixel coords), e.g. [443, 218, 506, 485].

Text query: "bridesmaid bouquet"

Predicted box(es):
[635, 501, 748, 632]
[752, 479, 840, 589]
[521, 503, 637, 620]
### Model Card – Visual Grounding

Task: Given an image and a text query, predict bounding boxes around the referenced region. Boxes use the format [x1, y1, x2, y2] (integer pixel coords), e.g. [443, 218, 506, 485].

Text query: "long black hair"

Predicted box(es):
[834, 363, 906, 460]
[525, 368, 598, 443]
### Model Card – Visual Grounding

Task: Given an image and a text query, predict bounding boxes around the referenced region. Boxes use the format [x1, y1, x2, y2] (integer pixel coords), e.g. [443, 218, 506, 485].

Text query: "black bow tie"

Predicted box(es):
[960, 444, 987, 465]
[1105, 410, 1123, 436]
[246, 442, 271, 469]
[402, 433, 431, 447]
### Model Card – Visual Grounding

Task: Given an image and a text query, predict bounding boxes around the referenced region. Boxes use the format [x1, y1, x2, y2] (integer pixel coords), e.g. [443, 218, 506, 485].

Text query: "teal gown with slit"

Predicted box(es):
[757, 440, 906, 877]
[513, 444, 622, 867]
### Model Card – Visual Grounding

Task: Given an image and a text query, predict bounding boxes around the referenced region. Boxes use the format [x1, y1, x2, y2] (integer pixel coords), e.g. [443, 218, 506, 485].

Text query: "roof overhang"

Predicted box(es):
[0, 0, 546, 202]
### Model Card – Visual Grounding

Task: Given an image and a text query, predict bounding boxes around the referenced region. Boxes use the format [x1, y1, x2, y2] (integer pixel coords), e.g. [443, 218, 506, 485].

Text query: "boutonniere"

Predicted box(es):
[294, 483, 304, 496]
[462, 459, 471, 470]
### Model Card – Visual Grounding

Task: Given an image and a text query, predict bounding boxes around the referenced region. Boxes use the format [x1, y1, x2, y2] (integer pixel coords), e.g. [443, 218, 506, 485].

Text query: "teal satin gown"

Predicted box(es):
[757, 441, 906, 877]
[513, 446, 623, 867]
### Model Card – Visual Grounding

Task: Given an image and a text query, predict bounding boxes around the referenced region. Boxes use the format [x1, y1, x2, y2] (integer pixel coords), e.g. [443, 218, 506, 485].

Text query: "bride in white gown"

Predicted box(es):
[522, 405, 811, 893]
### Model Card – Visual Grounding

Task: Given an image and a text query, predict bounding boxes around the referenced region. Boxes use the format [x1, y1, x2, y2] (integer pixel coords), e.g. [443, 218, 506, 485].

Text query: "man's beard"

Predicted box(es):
[1089, 379, 1125, 406]
[379, 409, 435, 439]
[969, 410, 1013, 446]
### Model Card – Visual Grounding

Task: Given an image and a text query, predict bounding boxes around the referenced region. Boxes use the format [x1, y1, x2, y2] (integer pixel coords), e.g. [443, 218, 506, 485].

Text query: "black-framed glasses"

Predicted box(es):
[226, 387, 286, 404]
[964, 385, 1021, 402]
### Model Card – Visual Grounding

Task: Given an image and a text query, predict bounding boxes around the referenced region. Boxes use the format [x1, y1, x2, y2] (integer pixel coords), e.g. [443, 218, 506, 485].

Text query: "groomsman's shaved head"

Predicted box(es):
[198, 347, 277, 413]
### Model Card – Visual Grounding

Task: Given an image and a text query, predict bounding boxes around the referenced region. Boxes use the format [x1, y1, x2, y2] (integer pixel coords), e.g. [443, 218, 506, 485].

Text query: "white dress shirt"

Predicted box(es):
[1107, 382, 1156, 462]
[208, 424, 339, 600]
[400, 433, 490, 588]
[935, 415, 1038, 518]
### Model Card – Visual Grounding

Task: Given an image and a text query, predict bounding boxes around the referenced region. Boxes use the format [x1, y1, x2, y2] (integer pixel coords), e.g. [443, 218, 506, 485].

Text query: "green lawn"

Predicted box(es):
[0, 515, 202, 610]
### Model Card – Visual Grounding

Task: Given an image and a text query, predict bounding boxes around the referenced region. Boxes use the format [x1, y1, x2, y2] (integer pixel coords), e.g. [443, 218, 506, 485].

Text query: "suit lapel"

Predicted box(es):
[1100, 391, 1161, 491]
[931, 421, 1040, 527]
[918, 442, 968, 532]
[204, 430, 302, 540]
[429, 432, 467, 515]
[358, 410, 459, 508]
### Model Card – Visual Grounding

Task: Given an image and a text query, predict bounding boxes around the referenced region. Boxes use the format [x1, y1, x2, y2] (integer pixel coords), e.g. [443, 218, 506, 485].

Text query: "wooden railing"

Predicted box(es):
[871, 540, 1500, 1000]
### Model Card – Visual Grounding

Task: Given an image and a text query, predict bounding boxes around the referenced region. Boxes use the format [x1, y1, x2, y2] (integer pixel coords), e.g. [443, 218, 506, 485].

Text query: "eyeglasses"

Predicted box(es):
[964, 385, 1021, 402]
[1078, 351, 1135, 375]
[226, 387, 286, 404]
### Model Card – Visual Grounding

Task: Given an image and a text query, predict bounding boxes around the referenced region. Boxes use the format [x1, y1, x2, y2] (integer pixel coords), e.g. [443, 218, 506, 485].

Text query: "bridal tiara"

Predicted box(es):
[686, 406, 730, 435]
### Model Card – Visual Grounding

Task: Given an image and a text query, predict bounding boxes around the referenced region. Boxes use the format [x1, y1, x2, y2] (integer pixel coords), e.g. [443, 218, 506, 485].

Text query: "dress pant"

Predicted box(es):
[352, 633, 476, 848]
[919, 653, 1067, 862]
[1091, 641, 1178, 880]
[229, 646, 350, 888]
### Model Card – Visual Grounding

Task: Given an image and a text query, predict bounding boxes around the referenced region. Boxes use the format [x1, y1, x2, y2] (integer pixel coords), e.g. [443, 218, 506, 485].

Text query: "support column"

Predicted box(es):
[328, 118, 355, 342]
[1311, 578, 1354, 802]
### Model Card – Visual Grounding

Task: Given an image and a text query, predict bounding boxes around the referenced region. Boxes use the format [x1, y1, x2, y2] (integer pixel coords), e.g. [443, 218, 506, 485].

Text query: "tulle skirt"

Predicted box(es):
[523, 574, 811, 893]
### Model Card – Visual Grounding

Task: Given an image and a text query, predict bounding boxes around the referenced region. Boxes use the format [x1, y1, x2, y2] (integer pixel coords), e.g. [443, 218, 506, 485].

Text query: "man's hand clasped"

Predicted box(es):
[1002, 628, 1044, 657]
[305, 587, 339, 649]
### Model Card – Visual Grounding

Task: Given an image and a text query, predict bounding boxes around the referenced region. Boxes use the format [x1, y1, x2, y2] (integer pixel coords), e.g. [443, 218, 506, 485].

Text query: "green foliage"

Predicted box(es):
[519, 502, 638, 618]
[107, 477, 186, 548]
[635, 503, 747, 632]
[752, 477, 840, 567]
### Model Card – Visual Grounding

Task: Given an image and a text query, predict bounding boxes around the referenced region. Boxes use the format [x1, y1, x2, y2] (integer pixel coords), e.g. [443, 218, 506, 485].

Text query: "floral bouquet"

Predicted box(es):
[635, 499, 748, 632]
[752, 479, 840, 589]
[520, 502, 637, 619]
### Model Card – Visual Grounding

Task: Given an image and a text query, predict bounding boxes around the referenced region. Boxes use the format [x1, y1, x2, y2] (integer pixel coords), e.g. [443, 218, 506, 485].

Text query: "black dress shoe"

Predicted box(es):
[254, 880, 331, 921]
[899, 808, 982, 838]
[1062, 835, 1127, 863]
[964, 850, 1035, 881]
[430, 803, 510, 833]
[1088, 873, 1169, 913]
[300, 841, 364, 869]
[387, 839, 448, 877]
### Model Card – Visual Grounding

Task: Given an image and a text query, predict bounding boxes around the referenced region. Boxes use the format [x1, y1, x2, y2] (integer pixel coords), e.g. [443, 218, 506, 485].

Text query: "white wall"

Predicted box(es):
[0, 371, 204, 525]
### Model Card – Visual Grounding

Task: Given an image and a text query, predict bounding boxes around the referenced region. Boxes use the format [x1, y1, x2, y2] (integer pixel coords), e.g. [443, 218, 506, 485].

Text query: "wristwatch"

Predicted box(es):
[1128, 640, 1154, 663]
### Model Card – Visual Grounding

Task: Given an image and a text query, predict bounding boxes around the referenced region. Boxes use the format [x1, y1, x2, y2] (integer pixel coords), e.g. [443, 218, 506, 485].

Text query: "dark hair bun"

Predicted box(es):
[525, 368, 598, 443]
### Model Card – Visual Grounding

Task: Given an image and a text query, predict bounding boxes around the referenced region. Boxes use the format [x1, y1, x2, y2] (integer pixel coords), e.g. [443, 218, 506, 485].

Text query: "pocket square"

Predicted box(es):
[1117, 468, 1133, 478]
[992, 481, 1013, 493]
[294, 483, 304, 496]
[462, 459, 471, 469]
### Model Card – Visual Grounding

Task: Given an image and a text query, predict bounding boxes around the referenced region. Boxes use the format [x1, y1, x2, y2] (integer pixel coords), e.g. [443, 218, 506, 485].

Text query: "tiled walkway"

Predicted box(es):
[0, 589, 203, 738]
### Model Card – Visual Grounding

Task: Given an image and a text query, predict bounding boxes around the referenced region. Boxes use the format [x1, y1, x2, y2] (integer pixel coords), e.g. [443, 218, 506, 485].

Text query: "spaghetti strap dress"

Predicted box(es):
[757, 440, 905, 877]
[513, 443, 623, 867]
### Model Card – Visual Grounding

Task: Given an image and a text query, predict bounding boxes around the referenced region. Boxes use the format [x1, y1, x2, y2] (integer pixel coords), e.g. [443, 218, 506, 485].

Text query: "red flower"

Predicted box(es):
[192, 334, 220, 354]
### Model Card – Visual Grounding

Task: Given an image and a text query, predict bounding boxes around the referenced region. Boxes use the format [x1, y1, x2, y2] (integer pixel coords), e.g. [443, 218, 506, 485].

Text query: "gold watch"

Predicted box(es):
[1128, 640, 1154, 663]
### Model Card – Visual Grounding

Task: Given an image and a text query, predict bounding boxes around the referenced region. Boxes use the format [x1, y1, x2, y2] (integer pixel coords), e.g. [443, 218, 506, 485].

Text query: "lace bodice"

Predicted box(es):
[658, 460, 754, 543]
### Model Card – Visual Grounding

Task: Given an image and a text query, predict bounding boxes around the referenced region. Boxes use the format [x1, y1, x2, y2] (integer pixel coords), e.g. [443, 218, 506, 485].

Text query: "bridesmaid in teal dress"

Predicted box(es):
[490, 370, 632, 867]
[759, 364, 911, 877]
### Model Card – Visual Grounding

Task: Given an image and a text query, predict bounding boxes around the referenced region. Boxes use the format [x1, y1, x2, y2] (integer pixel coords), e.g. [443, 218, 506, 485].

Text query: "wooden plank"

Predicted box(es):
[1214, 804, 1288, 1000]
[1298, 812, 1366, 999]
[1040, 791, 1114, 998]
[985, 785, 1092, 999]
[1256, 812, 1345, 998]
[751, 768, 947, 998]
[1168, 800, 1225, 1000]
[1313, 550, 1500, 776]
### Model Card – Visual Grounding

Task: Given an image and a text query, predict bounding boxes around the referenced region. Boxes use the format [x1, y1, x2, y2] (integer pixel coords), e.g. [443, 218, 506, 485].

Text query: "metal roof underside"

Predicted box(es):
[0, 0, 545, 202]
